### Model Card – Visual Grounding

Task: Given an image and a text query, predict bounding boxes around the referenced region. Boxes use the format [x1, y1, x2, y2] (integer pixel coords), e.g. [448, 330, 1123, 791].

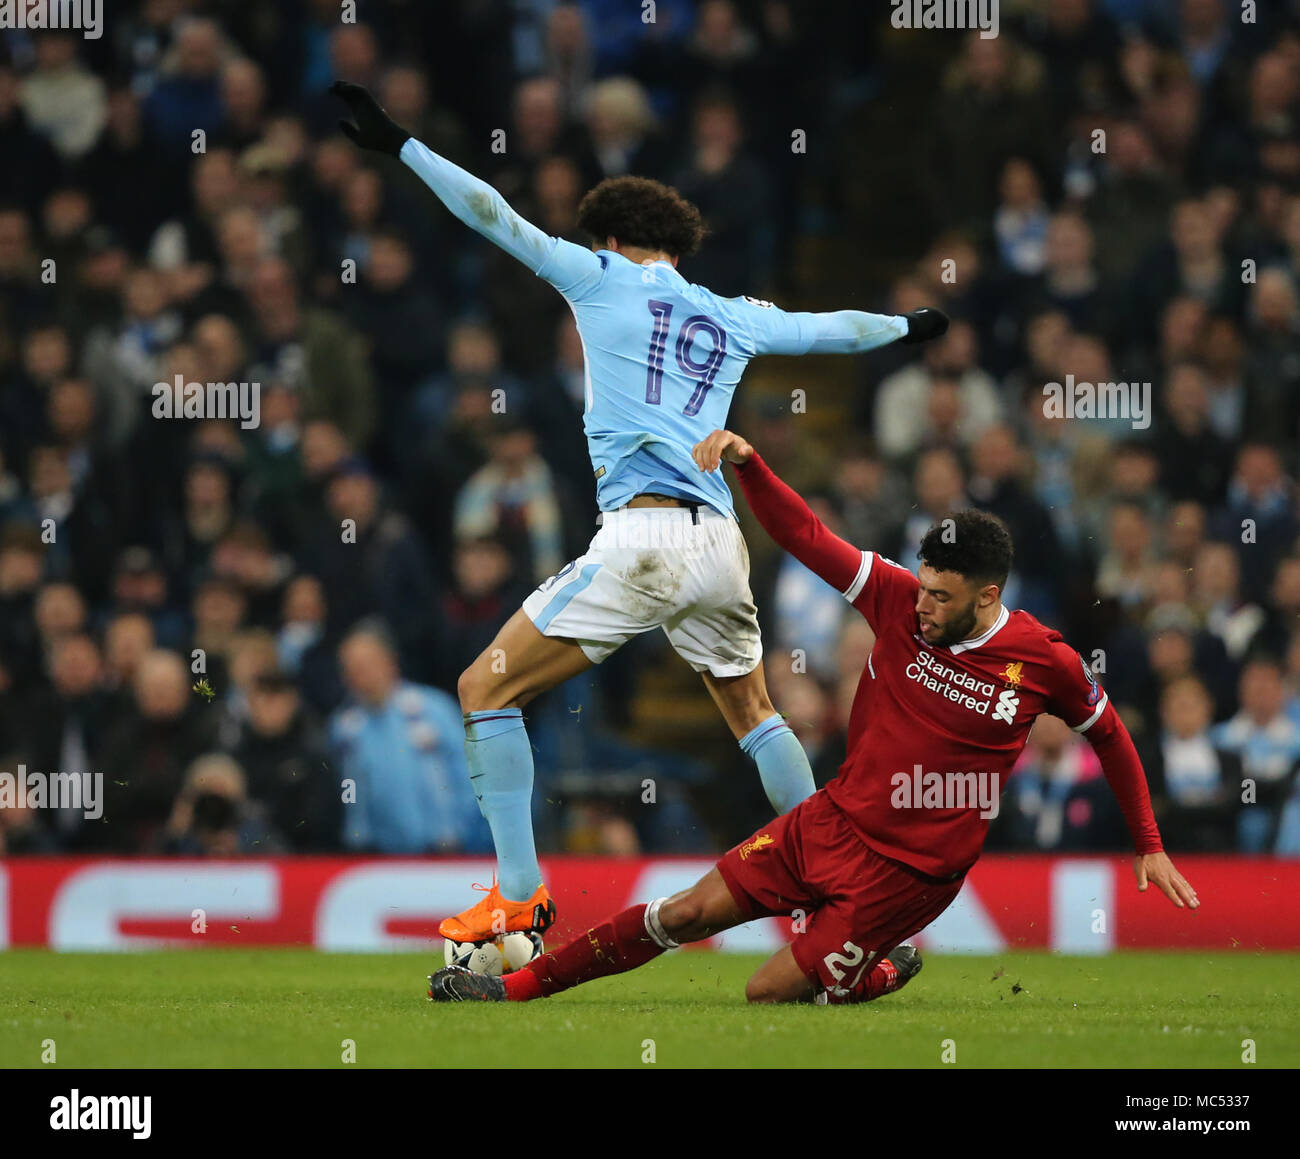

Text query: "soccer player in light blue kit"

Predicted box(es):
[332, 80, 950, 942]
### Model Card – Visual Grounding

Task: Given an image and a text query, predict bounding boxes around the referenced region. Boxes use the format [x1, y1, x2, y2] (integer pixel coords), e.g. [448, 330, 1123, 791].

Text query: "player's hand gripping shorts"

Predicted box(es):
[521, 504, 762, 677]
[717, 790, 966, 998]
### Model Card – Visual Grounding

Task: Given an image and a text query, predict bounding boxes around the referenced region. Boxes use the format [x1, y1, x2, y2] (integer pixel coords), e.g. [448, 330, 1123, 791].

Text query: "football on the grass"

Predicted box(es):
[444, 932, 544, 975]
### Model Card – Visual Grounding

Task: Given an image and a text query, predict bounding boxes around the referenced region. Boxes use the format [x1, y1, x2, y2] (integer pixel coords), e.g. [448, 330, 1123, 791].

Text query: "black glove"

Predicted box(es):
[900, 307, 950, 345]
[330, 80, 410, 156]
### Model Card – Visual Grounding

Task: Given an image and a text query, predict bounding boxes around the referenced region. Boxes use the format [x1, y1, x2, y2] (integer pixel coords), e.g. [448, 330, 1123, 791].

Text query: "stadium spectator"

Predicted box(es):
[0, 525, 46, 690]
[439, 537, 530, 689]
[295, 419, 352, 528]
[584, 76, 672, 181]
[872, 322, 1002, 462]
[19, 32, 106, 161]
[895, 448, 970, 576]
[20, 632, 109, 849]
[100, 611, 155, 710]
[1132, 197, 1243, 344]
[967, 424, 1064, 620]
[242, 256, 376, 449]
[1192, 541, 1266, 664]
[1094, 502, 1158, 611]
[209, 523, 292, 629]
[1242, 268, 1300, 443]
[329, 624, 489, 854]
[0, 206, 56, 332]
[84, 266, 184, 447]
[1085, 120, 1180, 284]
[1028, 212, 1117, 340]
[97, 649, 220, 852]
[827, 447, 907, 564]
[302, 455, 440, 679]
[145, 148, 242, 295]
[218, 58, 269, 153]
[1139, 676, 1242, 852]
[407, 319, 523, 447]
[1253, 558, 1300, 661]
[1157, 498, 1211, 574]
[1212, 657, 1300, 852]
[1209, 444, 1298, 604]
[216, 628, 280, 743]
[227, 668, 338, 852]
[0, 754, 61, 855]
[4, 323, 74, 470]
[275, 572, 343, 716]
[0, 65, 60, 214]
[342, 228, 445, 454]
[33, 581, 87, 649]
[488, 75, 599, 203]
[143, 17, 231, 157]
[156, 752, 284, 856]
[993, 157, 1050, 277]
[1152, 362, 1234, 506]
[670, 88, 774, 296]
[452, 417, 573, 586]
[926, 32, 1053, 231]
[1198, 313, 1247, 440]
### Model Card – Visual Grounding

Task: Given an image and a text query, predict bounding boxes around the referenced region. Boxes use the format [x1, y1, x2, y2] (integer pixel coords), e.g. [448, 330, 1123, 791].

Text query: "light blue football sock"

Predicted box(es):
[464, 708, 541, 901]
[739, 713, 816, 814]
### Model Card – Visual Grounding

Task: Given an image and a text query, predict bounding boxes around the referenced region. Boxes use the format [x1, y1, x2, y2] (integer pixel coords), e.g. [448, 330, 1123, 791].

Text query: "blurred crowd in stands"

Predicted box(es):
[1, 0, 1299, 859]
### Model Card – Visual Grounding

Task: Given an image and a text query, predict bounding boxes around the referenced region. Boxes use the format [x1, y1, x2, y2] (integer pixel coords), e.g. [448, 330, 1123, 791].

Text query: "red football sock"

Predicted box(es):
[503, 903, 666, 1001]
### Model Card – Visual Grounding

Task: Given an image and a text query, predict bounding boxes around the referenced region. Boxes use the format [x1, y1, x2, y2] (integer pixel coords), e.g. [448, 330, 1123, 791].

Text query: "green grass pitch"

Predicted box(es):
[1, 949, 1296, 1069]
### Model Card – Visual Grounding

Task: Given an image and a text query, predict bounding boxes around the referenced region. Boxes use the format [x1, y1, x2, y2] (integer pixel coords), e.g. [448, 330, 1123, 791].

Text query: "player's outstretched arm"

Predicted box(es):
[693, 429, 863, 592]
[741, 300, 949, 356]
[1077, 700, 1199, 910]
[331, 81, 600, 293]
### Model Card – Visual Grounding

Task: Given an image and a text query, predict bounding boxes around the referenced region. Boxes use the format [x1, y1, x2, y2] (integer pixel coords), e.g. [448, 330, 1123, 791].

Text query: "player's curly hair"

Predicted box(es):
[576, 176, 708, 258]
[918, 509, 1014, 592]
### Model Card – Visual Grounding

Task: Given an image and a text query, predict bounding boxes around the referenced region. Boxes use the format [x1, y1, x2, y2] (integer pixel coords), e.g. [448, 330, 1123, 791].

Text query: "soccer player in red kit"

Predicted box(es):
[429, 429, 1199, 1005]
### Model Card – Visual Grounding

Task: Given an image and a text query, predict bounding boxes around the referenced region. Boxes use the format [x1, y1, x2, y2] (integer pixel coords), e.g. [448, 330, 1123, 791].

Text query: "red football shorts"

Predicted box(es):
[716, 789, 965, 993]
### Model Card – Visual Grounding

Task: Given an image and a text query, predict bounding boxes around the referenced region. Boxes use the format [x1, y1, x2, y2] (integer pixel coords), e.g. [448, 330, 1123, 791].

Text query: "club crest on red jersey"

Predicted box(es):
[1078, 653, 1101, 706]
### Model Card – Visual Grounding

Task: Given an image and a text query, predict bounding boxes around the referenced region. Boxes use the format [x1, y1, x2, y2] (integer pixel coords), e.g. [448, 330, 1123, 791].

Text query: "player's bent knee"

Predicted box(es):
[458, 655, 511, 713]
[457, 665, 485, 713]
[745, 971, 814, 1004]
[745, 976, 791, 1004]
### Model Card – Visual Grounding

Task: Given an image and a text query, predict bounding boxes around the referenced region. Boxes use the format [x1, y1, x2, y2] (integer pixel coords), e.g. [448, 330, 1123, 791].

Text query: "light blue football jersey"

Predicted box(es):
[402, 139, 909, 517]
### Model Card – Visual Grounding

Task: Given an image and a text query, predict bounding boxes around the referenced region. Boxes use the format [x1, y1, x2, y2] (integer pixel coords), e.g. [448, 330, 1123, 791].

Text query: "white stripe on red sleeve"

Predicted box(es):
[1070, 692, 1110, 733]
[842, 551, 873, 603]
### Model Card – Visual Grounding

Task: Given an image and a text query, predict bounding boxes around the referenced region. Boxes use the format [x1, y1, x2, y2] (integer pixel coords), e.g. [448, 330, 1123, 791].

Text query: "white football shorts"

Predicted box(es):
[521, 504, 762, 677]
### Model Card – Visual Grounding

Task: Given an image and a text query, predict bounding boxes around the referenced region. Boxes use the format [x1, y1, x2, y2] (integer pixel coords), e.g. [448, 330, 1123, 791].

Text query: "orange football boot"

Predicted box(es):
[438, 879, 556, 942]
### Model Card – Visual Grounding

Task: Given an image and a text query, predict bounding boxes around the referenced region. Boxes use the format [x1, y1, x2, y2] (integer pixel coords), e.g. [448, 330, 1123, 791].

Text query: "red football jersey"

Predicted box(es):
[735, 453, 1161, 879]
